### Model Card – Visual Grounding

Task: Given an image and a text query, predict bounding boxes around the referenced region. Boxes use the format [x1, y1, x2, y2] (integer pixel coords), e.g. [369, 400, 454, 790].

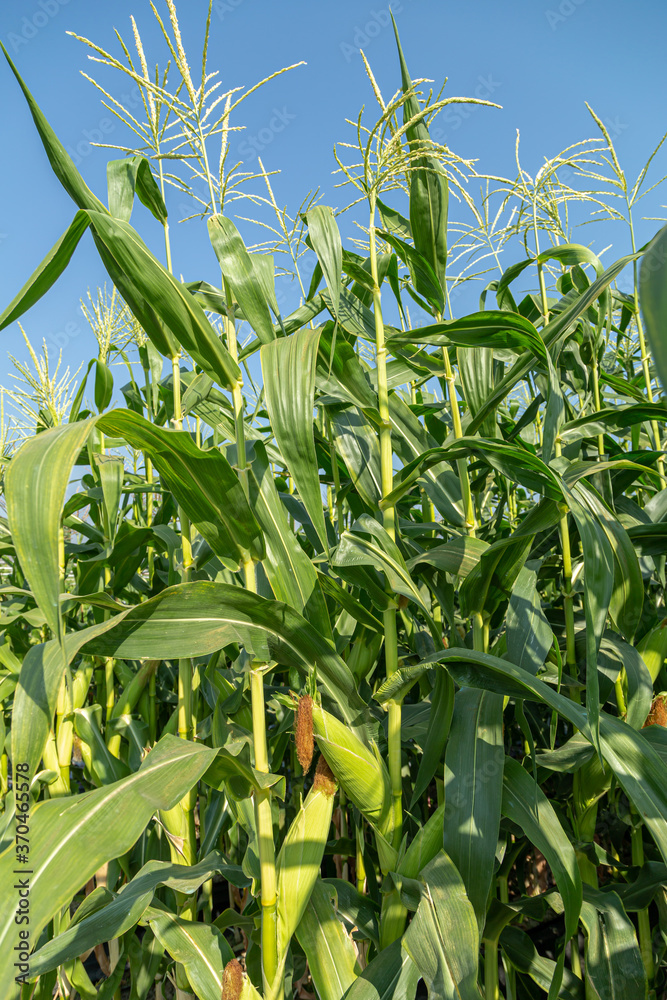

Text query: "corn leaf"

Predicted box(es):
[502, 757, 582, 1000]
[295, 880, 359, 1000]
[262, 327, 329, 551]
[208, 214, 275, 344]
[443, 689, 505, 938]
[401, 850, 482, 1000]
[0, 735, 216, 999]
[144, 903, 234, 1000]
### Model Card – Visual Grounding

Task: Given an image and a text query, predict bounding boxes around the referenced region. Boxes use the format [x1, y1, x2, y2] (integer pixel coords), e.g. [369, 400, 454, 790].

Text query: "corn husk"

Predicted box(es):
[275, 757, 337, 956]
[311, 704, 393, 840]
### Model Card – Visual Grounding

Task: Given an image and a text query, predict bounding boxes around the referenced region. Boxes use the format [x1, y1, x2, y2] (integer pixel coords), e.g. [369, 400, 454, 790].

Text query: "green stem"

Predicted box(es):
[229, 251, 277, 986]
[146, 455, 154, 585]
[54, 674, 72, 794]
[536, 259, 550, 324]
[571, 934, 583, 978]
[473, 612, 489, 653]
[158, 160, 173, 275]
[170, 353, 198, 960]
[223, 287, 249, 495]
[629, 215, 665, 481]
[325, 411, 344, 537]
[441, 346, 475, 535]
[370, 195, 402, 852]
[555, 438, 577, 686]
[251, 666, 278, 992]
[573, 773, 599, 889]
[148, 669, 157, 745]
[591, 353, 605, 459]
[0, 725, 6, 796]
[632, 812, 654, 983]
[497, 876, 516, 997]
[483, 937, 500, 1000]
[356, 819, 366, 894]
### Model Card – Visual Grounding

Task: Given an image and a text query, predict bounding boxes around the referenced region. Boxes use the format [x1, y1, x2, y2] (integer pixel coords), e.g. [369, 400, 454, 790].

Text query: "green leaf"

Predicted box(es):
[584, 484, 643, 643]
[318, 571, 383, 633]
[401, 851, 482, 1000]
[374, 663, 429, 705]
[500, 927, 584, 1000]
[249, 441, 331, 639]
[640, 222, 667, 392]
[387, 395, 465, 526]
[325, 286, 377, 341]
[502, 757, 583, 1000]
[202, 742, 285, 801]
[144, 903, 234, 1000]
[470, 250, 644, 432]
[407, 535, 488, 578]
[389, 309, 565, 460]
[333, 515, 433, 618]
[329, 407, 383, 509]
[376, 197, 412, 240]
[458, 345, 497, 438]
[458, 532, 534, 619]
[322, 878, 380, 945]
[0, 66, 236, 378]
[295, 879, 360, 1000]
[377, 229, 444, 314]
[88, 211, 238, 384]
[208, 214, 275, 344]
[99, 409, 264, 563]
[506, 565, 553, 675]
[561, 402, 667, 444]
[443, 689, 504, 938]
[317, 325, 378, 412]
[0, 211, 91, 331]
[393, 20, 448, 297]
[580, 887, 647, 1000]
[83, 581, 365, 732]
[94, 454, 123, 541]
[262, 327, 329, 551]
[107, 155, 167, 224]
[307, 206, 343, 318]
[434, 647, 667, 869]
[399, 802, 447, 880]
[496, 246, 603, 306]
[0, 735, 216, 999]
[560, 479, 615, 752]
[383, 439, 563, 509]
[6, 419, 96, 641]
[30, 853, 241, 976]
[410, 671, 454, 809]
[11, 616, 133, 784]
[343, 939, 420, 1000]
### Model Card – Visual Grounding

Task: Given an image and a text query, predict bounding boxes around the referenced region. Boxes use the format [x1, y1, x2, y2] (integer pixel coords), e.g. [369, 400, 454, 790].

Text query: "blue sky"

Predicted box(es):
[0, 0, 666, 395]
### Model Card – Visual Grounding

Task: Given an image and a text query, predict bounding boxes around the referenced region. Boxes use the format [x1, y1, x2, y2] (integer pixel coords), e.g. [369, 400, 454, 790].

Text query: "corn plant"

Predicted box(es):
[3, 6, 667, 1000]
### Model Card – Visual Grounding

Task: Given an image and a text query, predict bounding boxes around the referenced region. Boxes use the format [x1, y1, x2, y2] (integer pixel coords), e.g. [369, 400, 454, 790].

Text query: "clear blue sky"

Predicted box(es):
[1, 0, 666, 390]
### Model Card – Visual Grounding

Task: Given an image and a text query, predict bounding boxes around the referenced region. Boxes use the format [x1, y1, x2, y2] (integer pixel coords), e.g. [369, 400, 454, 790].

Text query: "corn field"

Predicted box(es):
[3, 4, 667, 999]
